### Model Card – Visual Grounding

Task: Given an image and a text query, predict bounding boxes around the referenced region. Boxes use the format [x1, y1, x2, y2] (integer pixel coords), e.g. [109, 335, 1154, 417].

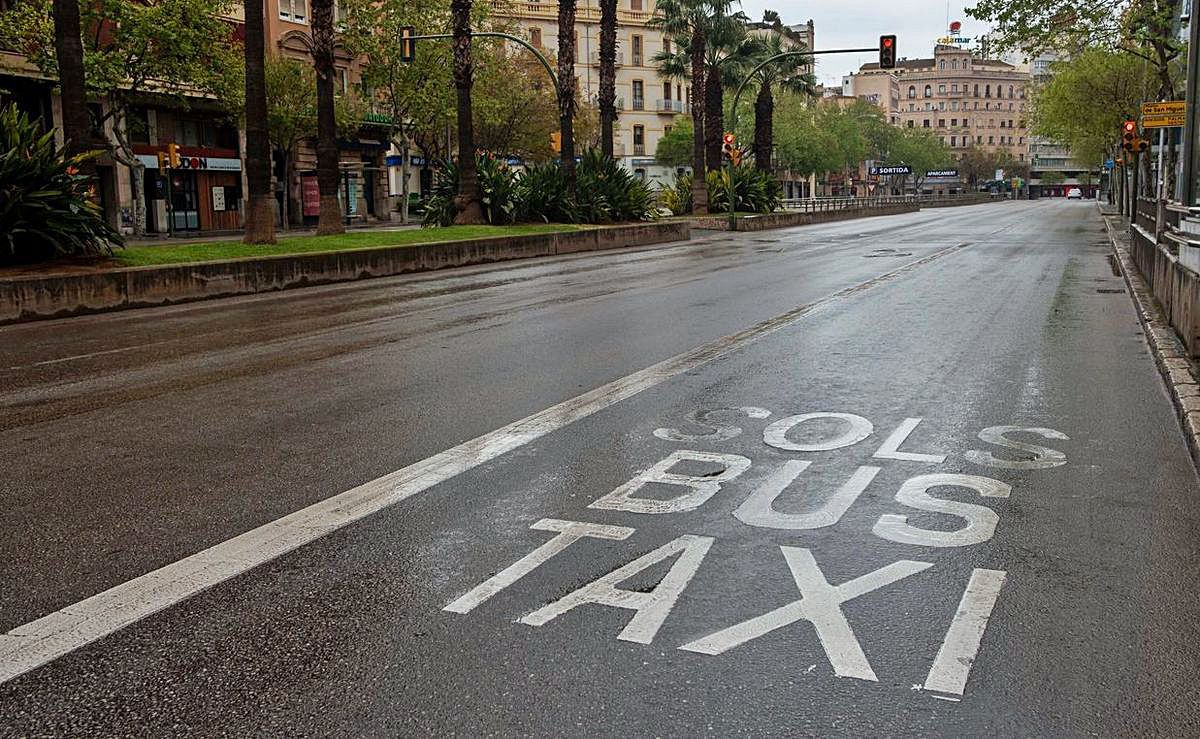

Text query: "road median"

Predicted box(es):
[0, 221, 689, 325]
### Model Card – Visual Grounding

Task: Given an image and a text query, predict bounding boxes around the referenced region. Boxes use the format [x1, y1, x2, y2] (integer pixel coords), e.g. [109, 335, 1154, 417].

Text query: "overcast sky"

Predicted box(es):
[735, 0, 992, 86]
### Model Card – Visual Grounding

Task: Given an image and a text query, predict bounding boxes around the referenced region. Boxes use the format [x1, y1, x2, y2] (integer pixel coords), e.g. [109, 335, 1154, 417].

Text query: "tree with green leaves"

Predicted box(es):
[243, 0, 275, 244]
[773, 93, 839, 179]
[598, 0, 618, 157]
[890, 126, 954, 192]
[310, 0, 342, 234]
[0, 0, 242, 235]
[451, 0, 485, 224]
[1029, 49, 1153, 167]
[556, 0, 578, 193]
[655, 117, 694, 167]
[744, 16, 815, 172]
[651, 0, 735, 214]
[258, 56, 360, 231]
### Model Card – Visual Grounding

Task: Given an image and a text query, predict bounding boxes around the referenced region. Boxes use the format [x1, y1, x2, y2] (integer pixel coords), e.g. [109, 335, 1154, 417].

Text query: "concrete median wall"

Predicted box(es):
[692, 203, 920, 231]
[0, 221, 689, 325]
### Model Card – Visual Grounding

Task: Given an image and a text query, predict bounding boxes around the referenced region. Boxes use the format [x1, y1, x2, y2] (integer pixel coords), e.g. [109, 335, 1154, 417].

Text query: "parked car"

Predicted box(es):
[1067, 187, 1083, 199]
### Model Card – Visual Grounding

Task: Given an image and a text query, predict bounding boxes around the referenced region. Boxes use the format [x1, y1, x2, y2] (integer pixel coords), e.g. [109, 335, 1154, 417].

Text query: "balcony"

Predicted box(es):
[589, 96, 626, 111]
[631, 97, 646, 111]
[656, 99, 684, 114]
[633, 144, 646, 156]
[589, 51, 624, 67]
[493, 1, 652, 24]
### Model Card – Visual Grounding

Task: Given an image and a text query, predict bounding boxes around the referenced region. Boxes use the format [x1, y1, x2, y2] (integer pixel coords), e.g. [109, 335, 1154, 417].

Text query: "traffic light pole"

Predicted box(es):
[725, 47, 879, 231]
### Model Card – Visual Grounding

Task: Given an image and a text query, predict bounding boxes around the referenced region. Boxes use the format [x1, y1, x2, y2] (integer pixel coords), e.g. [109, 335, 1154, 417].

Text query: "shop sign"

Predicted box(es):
[927, 169, 959, 178]
[137, 154, 242, 171]
[302, 175, 320, 217]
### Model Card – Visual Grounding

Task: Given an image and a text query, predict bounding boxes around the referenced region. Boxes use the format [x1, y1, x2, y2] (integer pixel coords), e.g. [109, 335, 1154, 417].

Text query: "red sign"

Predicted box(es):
[302, 175, 320, 217]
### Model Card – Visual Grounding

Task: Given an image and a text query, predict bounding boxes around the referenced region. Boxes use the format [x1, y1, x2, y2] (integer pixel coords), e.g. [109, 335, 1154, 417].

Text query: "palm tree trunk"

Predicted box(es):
[689, 26, 707, 214]
[311, 0, 344, 234]
[753, 82, 772, 172]
[704, 68, 722, 172]
[451, 0, 484, 224]
[52, 0, 91, 171]
[598, 0, 617, 159]
[557, 0, 578, 194]
[242, 0, 275, 244]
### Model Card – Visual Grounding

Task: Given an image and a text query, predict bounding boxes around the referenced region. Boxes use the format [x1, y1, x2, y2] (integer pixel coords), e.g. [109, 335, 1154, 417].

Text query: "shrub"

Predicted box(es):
[0, 104, 122, 265]
[421, 153, 517, 227]
[514, 161, 577, 224]
[575, 150, 655, 223]
[424, 149, 655, 226]
[706, 165, 781, 214]
[662, 172, 693, 215]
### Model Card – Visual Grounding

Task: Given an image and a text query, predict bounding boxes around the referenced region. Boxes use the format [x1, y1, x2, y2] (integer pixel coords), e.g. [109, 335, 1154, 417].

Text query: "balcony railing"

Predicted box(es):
[632, 97, 645, 111]
[633, 144, 646, 156]
[589, 51, 624, 67]
[492, 1, 653, 23]
[656, 99, 684, 113]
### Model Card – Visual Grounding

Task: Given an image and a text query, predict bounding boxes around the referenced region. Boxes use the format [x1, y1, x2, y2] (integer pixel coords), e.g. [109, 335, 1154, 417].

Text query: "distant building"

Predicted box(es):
[1027, 52, 1098, 198]
[850, 44, 1033, 166]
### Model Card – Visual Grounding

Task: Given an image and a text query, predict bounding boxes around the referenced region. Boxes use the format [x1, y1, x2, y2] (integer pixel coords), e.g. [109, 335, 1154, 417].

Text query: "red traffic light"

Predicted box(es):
[879, 35, 897, 69]
[1122, 120, 1136, 134]
[722, 132, 736, 145]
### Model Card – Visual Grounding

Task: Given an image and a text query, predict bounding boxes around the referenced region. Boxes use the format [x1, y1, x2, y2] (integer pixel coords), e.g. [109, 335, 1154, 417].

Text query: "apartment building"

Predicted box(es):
[851, 44, 1032, 165]
[1027, 52, 1097, 198]
[498, 0, 685, 186]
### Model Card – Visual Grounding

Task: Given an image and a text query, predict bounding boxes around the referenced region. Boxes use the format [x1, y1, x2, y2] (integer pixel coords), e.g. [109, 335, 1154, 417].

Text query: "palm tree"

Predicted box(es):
[598, 0, 617, 158]
[311, 0, 344, 234]
[702, 15, 759, 172]
[651, 0, 733, 215]
[242, 0, 276, 244]
[557, 0, 578, 192]
[451, 0, 484, 223]
[747, 28, 815, 172]
[52, 0, 91, 169]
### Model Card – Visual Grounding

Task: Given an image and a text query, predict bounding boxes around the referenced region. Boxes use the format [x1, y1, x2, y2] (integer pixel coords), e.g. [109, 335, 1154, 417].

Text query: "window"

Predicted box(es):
[664, 124, 672, 136]
[988, 136, 994, 144]
[630, 0, 643, 9]
[952, 59, 959, 70]
[1019, 136, 1024, 145]
[909, 103, 916, 111]
[1008, 85, 1014, 98]
[939, 102, 946, 110]
[339, 68, 350, 94]
[663, 36, 671, 55]
[939, 60, 946, 70]
[907, 120, 914, 128]
[908, 85, 916, 99]
[335, 0, 346, 23]
[963, 117, 969, 127]
[1008, 119, 1014, 128]
[951, 118, 958, 127]
[923, 119, 930, 128]
[985, 84, 991, 97]
[631, 35, 643, 66]
[999, 120, 1005, 128]
[632, 80, 644, 110]
[939, 84, 946, 94]
[951, 101, 958, 111]
[128, 108, 151, 144]
[633, 124, 645, 155]
[924, 85, 932, 98]
[976, 135, 982, 143]
[973, 83, 979, 96]
[951, 83, 958, 92]
[663, 81, 671, 101]
[1009, 102, 1014, 111]
[279, 0, 305, 22]
[951, 136, 957, 146]
[938, 119, 946, 127]
[530, 28, 542, 48]
[634, 168, 646, 181]
[925, 102, 932, 110]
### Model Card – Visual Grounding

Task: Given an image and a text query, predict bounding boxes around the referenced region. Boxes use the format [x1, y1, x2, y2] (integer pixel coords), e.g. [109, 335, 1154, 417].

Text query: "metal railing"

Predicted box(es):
[656, 99, 684, 113]
[777, 193, 993, 212]
[589, 51, 624, 66]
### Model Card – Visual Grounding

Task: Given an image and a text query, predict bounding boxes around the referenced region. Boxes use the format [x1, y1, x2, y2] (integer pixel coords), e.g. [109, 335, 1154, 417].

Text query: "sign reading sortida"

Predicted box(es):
[1142, 100, 1185, 128]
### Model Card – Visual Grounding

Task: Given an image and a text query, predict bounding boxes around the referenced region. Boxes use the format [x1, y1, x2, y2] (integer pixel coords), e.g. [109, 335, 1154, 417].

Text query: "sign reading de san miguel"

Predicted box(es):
[443, 407, 1069, 699]
[872, 165, 913, 176]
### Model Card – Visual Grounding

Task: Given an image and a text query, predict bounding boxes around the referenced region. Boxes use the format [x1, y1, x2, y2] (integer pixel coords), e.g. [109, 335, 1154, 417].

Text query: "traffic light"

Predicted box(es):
[722, 132, 736, 160]
[400, 26, 416, 63]
[156, 151, 169, 170]
[167, 142, 181, 168]
[1121, 119, 1136, 151]
[550, 131, 561, 153]
[879, 35, 897, 69]
[1135, 139, 1149, 153]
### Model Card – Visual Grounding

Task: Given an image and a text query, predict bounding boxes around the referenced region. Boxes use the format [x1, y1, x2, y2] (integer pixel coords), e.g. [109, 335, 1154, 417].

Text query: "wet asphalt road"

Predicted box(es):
[1, 200, 1199, 736]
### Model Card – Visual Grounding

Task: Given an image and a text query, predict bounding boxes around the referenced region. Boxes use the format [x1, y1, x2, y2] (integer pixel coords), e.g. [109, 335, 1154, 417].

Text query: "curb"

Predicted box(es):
[1101, 213, 1200, 473]
[0, 221, 688, 326]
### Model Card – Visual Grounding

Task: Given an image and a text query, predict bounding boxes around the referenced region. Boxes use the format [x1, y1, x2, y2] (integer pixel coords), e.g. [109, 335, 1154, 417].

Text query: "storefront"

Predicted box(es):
[136, 151, 243, 234]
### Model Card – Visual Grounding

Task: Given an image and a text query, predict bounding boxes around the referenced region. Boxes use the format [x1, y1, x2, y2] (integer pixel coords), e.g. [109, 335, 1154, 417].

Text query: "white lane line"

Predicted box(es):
[923, 568, 1007, 695]
[0, 240, 971, 686]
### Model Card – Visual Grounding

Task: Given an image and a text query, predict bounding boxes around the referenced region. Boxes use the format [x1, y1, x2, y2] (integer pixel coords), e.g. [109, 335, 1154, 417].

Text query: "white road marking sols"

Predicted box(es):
[0, 242, 973, 686]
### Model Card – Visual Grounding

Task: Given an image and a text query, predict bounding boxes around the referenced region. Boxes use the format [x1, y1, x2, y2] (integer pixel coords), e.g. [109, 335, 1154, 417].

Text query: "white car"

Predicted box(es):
[1066, 187, 1083, 199]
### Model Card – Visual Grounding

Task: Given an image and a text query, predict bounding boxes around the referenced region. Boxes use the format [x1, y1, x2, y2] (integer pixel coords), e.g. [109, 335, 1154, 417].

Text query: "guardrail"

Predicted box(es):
[778, 194, 993, 212]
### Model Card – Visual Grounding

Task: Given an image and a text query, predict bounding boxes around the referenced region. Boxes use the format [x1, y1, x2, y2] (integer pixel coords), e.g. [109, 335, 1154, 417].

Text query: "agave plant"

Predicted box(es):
[0, 104, 122, 265]
[575, 150, 656, 223]
[422, 153, 519, 227]
[514, 162, 578, 224]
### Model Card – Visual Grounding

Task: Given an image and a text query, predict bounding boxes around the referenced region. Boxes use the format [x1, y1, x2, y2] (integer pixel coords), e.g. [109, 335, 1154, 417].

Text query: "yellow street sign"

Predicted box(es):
[1142, 101, 1185, 128]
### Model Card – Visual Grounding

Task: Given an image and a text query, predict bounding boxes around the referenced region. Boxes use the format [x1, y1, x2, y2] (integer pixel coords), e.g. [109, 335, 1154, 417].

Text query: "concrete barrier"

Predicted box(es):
[0, 221, 689, 325]
[691, 203, 920, 231]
